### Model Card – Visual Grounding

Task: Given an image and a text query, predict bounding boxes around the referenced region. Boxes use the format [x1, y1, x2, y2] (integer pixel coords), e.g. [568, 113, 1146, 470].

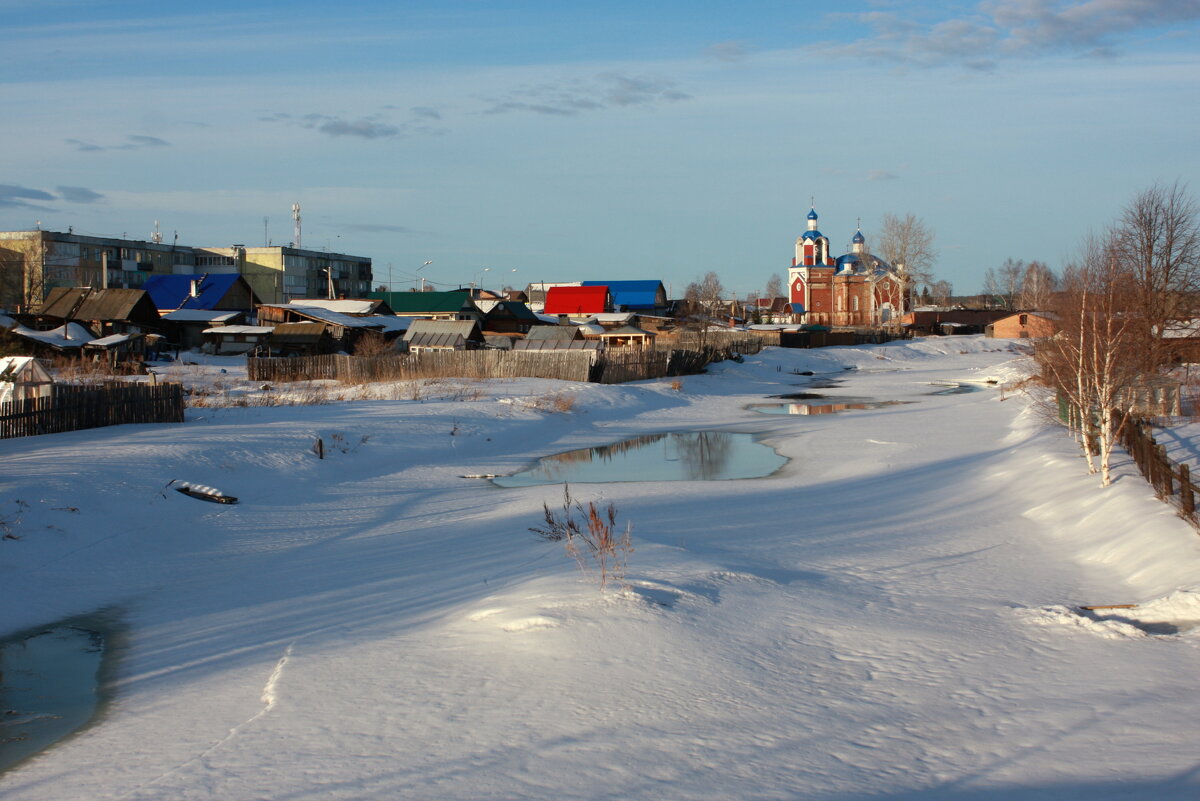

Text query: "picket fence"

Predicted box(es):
[0, 382, 185, 440]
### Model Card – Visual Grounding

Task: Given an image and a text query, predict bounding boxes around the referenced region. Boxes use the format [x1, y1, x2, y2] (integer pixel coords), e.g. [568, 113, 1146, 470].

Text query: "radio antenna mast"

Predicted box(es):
[292, 203, 302, 249]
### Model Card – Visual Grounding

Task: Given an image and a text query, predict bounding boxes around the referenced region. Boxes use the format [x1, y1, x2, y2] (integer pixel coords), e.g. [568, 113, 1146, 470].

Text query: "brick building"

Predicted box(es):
[786, 208, 906, 327]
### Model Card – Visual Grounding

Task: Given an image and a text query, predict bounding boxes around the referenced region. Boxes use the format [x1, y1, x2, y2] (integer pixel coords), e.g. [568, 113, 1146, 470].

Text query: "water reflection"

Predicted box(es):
[749, 399, 911, 416]
[1, 618, 114, 772]
[927, 383, 982, 395]
[492, 431, 786, 487]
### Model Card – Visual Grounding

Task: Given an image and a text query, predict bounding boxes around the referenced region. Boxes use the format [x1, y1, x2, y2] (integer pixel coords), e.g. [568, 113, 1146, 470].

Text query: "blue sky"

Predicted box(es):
[3, 0, 1199, 296]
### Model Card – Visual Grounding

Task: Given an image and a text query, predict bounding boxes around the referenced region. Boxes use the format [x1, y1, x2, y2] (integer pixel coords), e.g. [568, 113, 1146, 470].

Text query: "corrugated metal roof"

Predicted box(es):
[406, 331, 467, 349]
[513, 339, 601, 351]
[526, 325, 582, 341]
[403, 319, 479, 339]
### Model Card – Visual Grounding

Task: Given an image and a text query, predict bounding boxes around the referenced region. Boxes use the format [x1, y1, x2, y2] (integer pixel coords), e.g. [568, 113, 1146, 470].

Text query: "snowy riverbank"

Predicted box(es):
[3, 336, 1200, 800]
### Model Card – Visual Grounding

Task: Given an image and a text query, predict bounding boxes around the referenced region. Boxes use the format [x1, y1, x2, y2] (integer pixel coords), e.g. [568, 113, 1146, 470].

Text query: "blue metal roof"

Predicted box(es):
[143, 274, 249, 311]
[807, 208, 819, 220]
[852, 230, 865, 244]
[580, 280, 665, 310]
[801, 230, 824, 241]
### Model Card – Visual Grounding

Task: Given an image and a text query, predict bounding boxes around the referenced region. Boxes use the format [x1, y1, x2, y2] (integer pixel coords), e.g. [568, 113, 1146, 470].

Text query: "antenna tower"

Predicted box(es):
[151, 220, 163, 244]
[292, 203, 302, 249]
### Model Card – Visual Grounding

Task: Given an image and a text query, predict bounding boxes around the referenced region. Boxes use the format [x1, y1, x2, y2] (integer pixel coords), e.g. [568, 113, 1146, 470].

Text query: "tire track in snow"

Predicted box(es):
[118, 642, 295, 799]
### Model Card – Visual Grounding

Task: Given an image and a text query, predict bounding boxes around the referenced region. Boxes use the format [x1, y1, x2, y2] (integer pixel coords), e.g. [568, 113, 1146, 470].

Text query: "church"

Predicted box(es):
[787, 208, 905, 327]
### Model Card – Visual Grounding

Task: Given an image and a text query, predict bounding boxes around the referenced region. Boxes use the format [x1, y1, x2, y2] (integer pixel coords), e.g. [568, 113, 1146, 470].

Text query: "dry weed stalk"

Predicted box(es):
[530, 484, 633, 591]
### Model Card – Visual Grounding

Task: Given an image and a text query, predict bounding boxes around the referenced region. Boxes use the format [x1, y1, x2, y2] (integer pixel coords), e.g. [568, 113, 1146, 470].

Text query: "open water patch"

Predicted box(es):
[491, 431, 787, 487]
[0, 611, 120, 772]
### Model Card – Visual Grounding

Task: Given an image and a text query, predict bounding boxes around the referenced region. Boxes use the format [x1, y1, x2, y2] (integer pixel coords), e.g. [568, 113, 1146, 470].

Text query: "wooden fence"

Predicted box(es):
[249, 336, 765, 386]
[0, 382, 185, 440]
[248, 350, 597, 384]
[1119, 417, 1200, 526]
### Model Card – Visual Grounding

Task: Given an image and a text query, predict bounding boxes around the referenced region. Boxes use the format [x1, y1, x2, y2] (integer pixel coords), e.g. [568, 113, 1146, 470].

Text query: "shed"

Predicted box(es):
[0, 356, 53, 404]
[161, 309, 245, 349]
[202, 325, 273, 355]
[403, 319, 484, 352]
[986, 311, 1059, 339]
[268, 322, 336, 356]
[82, 332, 148, 367]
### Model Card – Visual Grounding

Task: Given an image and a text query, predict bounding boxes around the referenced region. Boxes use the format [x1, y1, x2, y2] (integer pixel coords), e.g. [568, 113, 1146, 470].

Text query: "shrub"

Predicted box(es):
[530, 484, 633, 591]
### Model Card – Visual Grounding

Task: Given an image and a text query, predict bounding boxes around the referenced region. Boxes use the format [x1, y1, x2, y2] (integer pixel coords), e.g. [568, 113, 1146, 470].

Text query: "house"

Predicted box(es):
[368, 290, 481, 322]
[142, 273, 261, 315]
[582, 323, 655, 349]
[34, 287, 161, 337]
[581, 280, 668, 313]
[987, 311, 1059, 339]
[543, 286, 612, 319]
[0, 356, 53, 404]
[524, 282, 582, 312]
[202, 325, 273, 355]
[755, 296, 799, 324]
[403, 319, 485, 352]
[480, 300, 542, 335]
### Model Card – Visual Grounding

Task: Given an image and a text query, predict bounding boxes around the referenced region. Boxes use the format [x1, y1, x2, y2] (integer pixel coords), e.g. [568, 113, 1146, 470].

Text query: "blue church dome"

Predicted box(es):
[801, 229, 824, 241]
[852, 230, 865, 244]
[807, 208, 819, 221]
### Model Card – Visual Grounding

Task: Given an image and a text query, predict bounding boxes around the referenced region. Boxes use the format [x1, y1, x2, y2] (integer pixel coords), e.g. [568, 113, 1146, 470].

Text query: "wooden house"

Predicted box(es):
[35, 287, 161, 337]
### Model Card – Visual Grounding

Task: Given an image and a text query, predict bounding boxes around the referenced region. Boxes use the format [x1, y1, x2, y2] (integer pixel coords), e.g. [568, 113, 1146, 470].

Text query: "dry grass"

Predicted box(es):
[530, 484, 633, 591]
[526, 391, 576, 413]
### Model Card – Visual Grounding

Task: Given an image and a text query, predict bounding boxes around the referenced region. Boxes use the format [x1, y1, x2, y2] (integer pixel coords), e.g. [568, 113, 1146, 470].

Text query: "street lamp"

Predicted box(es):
[476, 267, 491, 296]
[416, 260, 433, 292]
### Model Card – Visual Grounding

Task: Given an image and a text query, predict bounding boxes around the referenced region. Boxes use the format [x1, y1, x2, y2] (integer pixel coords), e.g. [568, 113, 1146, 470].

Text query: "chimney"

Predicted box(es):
[190, 279, 200, 298]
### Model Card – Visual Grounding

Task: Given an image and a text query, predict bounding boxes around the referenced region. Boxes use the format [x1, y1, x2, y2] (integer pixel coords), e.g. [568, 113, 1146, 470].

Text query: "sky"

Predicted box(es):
[2, 0, 1199, 297]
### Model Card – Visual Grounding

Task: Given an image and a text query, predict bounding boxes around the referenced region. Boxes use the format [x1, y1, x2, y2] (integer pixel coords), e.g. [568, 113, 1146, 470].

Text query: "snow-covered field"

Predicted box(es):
[4, 336, 1200, 800]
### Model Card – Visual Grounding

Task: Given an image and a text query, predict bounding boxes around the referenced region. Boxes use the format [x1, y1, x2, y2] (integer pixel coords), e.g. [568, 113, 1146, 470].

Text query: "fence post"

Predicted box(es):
[1182, 463, 1195, 519]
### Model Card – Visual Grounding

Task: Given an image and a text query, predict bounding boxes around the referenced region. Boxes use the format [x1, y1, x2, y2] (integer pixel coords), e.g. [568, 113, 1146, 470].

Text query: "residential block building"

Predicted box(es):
[0, 229, 371, 310]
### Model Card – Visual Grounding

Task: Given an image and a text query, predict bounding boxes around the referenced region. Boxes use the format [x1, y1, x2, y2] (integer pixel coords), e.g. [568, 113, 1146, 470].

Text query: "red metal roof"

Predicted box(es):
[543, 285, 610, 315]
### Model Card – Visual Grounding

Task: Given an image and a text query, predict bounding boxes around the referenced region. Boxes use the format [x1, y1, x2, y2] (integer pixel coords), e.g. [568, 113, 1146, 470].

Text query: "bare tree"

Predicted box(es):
[1122, 181, 1200, 368]
[929, 280, 954, 306]
[876, 213, 937, 308]
[1034, 233, 1143, 486]
[682, 271, 728, 346]
[764, 273, 784, 300]
[1017, 260, 1057, 310]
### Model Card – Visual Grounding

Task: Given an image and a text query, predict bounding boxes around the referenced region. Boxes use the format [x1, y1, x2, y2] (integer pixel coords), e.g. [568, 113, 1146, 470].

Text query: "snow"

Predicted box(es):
[3, 336, 1200, 799]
